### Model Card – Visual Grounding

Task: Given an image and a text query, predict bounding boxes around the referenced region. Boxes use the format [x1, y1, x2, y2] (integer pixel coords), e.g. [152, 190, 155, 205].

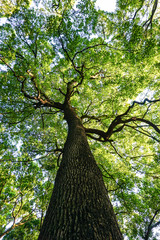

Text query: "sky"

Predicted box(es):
[95, 0, 116, 12]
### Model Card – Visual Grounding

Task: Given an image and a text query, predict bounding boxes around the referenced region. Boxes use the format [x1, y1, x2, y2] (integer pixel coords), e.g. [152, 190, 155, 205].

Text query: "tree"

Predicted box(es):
[0, 0, 160, 239]
[0, 0, 32, 17]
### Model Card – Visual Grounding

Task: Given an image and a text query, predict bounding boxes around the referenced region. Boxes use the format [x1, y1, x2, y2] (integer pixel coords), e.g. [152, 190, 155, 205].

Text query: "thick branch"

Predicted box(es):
[64, 81, 77, 103]
[120, 98, 160, 117]
[144, 209, 160, 240]
[85, 98, 160, 142]
[132, 117, 160, 133]
[21, 79, 62, 109]
[0, 58, 64, 110]
[85, 127, 108, 141]
[143, 0, 158, 29]
[151, 220, 160, 229]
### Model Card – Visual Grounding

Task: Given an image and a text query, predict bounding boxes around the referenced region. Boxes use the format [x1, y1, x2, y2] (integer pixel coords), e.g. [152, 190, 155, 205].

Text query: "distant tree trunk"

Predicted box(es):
[38, 103, 123, 240]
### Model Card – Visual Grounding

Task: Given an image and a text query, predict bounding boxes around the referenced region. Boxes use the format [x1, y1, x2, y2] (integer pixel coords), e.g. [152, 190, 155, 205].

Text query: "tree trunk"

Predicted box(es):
[38, 103, 123, 240]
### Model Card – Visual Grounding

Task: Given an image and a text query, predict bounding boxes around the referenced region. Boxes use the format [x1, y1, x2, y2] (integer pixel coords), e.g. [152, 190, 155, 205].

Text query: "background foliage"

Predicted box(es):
[0, 0, 160, 239]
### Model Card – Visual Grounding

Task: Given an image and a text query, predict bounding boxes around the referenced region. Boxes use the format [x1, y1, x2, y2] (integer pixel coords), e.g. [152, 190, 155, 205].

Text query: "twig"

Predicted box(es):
[109, 141, 123, 158]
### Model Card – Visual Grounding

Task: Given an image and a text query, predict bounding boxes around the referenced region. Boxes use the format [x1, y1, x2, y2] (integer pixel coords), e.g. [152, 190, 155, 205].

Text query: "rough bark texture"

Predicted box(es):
[38, 104, 123, 240]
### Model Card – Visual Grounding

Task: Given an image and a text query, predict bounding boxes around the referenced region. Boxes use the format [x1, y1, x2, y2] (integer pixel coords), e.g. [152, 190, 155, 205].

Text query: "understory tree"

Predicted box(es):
[0, 0, 160, 239]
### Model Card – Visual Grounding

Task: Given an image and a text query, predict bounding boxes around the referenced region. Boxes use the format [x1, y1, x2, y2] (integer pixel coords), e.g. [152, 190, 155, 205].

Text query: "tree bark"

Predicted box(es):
[38, 103, 123, 240]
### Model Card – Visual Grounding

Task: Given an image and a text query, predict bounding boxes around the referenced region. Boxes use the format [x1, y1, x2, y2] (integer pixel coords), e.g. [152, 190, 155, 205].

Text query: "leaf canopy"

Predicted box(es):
[0, 0, 160, 239]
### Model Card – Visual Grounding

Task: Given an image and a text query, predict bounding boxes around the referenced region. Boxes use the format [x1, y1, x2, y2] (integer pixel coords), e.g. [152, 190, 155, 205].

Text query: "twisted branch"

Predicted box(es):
[85, 98, 160, 142]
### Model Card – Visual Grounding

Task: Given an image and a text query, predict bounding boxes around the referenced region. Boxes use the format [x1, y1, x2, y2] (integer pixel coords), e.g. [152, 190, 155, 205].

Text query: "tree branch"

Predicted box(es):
[144, 209, 160, 240]
[132, 0, 145, 20]
[0, 213, 35, 239]
[143, 0, 158, 29]
[109, 141, 123, 158]
[72, 42, 132, 62]
[132, 117, 160, 133]
[84, 98, 160, 142]
[84, 127, 108, 141]
[1, 56, 64, 111]
[125, 123, 160, 142]
[120, 98, 160, 117]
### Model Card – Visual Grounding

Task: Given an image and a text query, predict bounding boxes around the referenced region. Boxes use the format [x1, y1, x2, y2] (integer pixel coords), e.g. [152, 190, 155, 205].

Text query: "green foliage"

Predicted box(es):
[0, 0, 32, 17]
[0, 0, 160, 239]
[3, 219, 40, 240]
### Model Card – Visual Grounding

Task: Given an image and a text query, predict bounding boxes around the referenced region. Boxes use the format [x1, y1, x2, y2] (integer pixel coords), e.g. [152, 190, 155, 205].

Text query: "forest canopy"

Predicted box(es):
[0, 0, 160, 239]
